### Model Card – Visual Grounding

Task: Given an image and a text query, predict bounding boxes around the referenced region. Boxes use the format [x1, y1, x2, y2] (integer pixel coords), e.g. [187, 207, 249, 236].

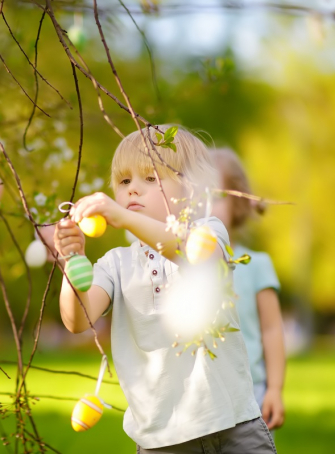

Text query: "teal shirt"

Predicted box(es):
[233, 244, 280, 385]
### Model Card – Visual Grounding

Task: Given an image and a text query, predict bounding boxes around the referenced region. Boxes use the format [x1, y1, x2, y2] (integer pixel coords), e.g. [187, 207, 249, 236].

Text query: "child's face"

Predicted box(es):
[115, 166, 185, 223]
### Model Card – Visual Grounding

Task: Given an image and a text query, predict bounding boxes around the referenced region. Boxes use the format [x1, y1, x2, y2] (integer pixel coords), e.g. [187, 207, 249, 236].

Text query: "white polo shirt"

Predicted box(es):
[92, 217, 261, 449]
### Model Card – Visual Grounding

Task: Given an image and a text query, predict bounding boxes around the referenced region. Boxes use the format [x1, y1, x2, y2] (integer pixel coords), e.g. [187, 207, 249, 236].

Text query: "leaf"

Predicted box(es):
[235, 254, 251, 265]
[207, 349, 217, 360]
[155, 132, 163, 143]
[163, 137, 174, 144]
[175, 249, 185, 259]
[225, 326, 240, 332]
[225, 244, 234, 257]
[164, 126, 178, 141]
[167, 143, 177, 152]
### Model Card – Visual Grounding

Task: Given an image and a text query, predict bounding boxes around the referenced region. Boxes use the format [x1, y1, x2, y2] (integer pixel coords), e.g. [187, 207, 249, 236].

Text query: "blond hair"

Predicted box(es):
[111, 125, 218, 197]
[211, 148, 265, 229]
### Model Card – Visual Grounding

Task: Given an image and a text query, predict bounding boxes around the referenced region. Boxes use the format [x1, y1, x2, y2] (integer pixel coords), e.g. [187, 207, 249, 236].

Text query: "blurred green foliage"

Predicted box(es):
[1, 3, 335, 334]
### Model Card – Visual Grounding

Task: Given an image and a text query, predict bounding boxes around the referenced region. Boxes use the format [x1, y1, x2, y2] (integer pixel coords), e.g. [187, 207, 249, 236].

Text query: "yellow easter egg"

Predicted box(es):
[185, 225, 217, 265]
[71, 394, 103, 432]
[79, 215, 107, 238]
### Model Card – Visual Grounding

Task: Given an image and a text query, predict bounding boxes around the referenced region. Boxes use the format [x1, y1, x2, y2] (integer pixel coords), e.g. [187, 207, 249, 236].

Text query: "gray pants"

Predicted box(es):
[136, 418, 277, 454]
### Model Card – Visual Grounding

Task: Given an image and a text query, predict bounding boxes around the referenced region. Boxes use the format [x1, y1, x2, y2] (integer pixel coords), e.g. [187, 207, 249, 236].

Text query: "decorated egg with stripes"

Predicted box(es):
[79, 215, 107, 238]
[185, 225, 217, 265]
[65, 255, 93, 292]
[71, 394, 103, 432]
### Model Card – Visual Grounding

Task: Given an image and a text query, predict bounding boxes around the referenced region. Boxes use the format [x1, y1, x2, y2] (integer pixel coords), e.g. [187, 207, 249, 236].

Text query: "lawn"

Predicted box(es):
[1, 342, 334, 453]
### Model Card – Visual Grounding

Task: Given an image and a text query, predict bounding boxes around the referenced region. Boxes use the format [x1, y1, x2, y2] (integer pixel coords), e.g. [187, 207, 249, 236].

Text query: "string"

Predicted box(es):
[95, 354, 112, 409]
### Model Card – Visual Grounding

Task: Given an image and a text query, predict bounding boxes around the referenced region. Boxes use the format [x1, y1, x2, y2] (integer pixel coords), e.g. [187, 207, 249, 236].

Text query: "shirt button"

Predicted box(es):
[155, 287, 160, 293]
[149, 253, 154, 260]
[152, 270, 158, 276]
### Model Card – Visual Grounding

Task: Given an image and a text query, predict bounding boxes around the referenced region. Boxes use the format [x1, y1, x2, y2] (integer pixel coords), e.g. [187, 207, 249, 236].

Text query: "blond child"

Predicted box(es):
[54, 126, 277, 453]
[211, 148, 285, 431]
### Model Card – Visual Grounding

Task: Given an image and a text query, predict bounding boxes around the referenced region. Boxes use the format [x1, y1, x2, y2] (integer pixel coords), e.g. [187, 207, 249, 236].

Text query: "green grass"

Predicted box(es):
[275, 345, 335, 454]
[1, 344, 335, 453]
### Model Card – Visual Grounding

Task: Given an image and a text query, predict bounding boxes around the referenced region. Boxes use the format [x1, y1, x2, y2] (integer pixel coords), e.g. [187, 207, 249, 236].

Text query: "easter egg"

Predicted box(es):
[25, 240, 47, 268]
[71, 394, 103, 432]
[65, 255, 93, 292]
[185, 226, 217, 265]
[79, 215, 107, 238]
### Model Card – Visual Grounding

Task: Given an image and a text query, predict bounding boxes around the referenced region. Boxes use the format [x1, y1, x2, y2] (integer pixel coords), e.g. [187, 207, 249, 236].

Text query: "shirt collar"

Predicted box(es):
[131, 240, 158, 268]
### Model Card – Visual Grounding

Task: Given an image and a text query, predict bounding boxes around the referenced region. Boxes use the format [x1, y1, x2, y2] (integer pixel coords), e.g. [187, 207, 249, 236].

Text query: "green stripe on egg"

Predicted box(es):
[65, 255, 93, 292]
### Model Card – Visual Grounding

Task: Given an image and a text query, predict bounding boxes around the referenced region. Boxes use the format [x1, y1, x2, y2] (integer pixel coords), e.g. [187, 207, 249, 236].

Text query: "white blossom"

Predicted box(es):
[92, 177, 104, 190]
[165, 214, 187, 239]
[53, 137, 67, 149]
[79, 183, 91, 194]
[62, 148, 74, 161]
[34, 193, 47, 206]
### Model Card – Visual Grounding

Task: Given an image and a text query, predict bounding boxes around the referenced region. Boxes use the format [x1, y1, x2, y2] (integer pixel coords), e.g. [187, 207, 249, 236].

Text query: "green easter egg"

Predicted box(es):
[65, 255, 93, 292]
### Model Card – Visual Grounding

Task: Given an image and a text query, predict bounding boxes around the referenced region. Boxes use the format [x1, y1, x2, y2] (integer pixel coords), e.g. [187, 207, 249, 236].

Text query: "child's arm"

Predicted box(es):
[257, 288, 286, 429]
[55, 219, 110, 333]
[69, 193, 224, 263]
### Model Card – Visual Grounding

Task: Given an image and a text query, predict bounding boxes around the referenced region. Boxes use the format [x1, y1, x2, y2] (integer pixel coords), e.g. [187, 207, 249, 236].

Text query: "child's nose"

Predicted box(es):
[129, 187, 139, 196]
[128, 180, 141, 196]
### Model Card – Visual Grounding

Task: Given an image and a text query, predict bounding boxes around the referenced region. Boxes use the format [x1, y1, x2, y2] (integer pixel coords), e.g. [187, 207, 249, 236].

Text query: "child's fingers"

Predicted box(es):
[262, 400, 271, 425]
[69, 193, 110, 222]
[267, 406, 285, 430]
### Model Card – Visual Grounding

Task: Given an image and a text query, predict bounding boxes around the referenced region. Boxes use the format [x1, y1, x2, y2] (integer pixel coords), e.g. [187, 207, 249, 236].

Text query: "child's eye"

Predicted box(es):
[120, 178, 131, 185]
[146, 176, 156, 183]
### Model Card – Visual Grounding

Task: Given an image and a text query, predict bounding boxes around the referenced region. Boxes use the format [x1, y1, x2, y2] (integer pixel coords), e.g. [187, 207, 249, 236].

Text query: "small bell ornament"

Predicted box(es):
[71, 355, 112, 432]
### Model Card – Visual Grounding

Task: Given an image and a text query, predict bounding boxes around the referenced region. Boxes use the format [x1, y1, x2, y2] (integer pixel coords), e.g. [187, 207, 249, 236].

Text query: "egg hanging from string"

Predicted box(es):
[185, 225, 217, 265]
[25, 239, 48, 268]
[65, 254, 93, 292]
[71, 394, 103, 432]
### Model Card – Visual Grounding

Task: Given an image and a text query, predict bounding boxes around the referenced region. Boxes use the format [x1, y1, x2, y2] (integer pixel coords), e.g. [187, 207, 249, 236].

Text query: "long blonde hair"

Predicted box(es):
[111, 125, 218, 198]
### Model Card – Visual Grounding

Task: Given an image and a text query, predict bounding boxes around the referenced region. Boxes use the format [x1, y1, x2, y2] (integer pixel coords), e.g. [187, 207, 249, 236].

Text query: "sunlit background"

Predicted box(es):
[1, 1, 335, 453]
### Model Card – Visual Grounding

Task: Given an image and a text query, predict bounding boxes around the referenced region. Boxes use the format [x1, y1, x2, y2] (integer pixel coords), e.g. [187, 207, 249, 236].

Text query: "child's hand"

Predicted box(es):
[262, 388, 285, 430]
[54, 219, 85, 258]
[70, 192, 125, 229]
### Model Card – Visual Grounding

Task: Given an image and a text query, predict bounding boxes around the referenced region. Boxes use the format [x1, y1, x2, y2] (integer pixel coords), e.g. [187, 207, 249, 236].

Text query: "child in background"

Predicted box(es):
[211, 148, 285, 431]
[54, 126, 277, 454]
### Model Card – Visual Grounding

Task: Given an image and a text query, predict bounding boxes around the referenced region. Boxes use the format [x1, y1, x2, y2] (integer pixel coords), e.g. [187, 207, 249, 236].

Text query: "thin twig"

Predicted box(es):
[1, 11, 71, 116]
[69, 62, 83, 203]
[93, 0, 171, 218]
[0, 366, 11, 379]
[44, 0, 158, 130]
[0, 360, 119, 384]
[213, 188, 295, 206]
[18, 264, 56, 396]
[22, 8, 46, 151]
[118, 0, 161, 101]
[0, 53, 50, 117]
[0, 211, 32, 342]
[0, 267, 23, 375]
